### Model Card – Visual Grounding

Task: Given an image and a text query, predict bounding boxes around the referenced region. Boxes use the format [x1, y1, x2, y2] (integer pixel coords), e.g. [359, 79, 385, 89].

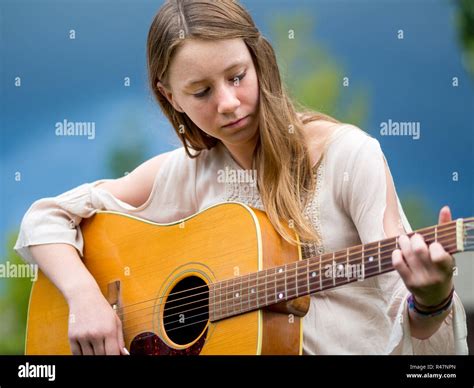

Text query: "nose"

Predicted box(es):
[216, 83, 240, 114]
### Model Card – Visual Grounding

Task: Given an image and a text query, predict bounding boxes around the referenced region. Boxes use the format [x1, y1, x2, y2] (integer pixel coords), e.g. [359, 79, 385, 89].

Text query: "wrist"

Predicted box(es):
[62, 276, 101, 304]
[408, 287, 454, 319]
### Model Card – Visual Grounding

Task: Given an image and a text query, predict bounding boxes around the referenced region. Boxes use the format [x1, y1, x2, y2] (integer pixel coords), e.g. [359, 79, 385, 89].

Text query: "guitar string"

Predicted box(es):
[51, 225, 460, 325]
[92, 223, 463, 315]
[107, 226, 464, 316]
[120, 239, 462, 336]
[122, 240, 463, 341]
[122, 237, 462, 327]
[97, 219, 466, 277]
[51, 227, 465, 326]
[52, 229, 470, 332]
[92, 222, 471, 313]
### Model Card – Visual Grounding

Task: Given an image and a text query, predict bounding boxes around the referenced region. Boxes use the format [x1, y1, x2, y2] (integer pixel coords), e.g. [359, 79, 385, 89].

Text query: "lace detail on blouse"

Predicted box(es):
[301, 160, 325, 260]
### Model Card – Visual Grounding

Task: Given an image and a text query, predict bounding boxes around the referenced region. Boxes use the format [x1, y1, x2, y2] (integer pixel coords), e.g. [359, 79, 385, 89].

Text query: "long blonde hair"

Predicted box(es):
[147, 0, 339, 245]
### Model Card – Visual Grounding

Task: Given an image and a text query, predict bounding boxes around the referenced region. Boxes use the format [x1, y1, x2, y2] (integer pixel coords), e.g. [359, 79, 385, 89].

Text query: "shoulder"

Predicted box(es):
[299, 116, 373, 166]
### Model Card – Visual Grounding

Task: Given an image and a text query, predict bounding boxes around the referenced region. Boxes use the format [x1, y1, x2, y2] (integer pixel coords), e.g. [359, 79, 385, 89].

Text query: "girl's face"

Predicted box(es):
[158, 38, 260, 148]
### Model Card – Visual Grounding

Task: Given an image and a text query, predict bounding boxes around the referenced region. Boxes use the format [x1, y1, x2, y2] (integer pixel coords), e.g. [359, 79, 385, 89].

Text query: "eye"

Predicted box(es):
[193, 88, 209, 98]
[192, 72, 247, 99]
[233, 72, 246, 83]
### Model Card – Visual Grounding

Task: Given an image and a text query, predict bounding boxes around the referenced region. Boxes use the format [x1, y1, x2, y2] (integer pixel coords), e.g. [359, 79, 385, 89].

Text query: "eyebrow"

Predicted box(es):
[183, 61, 246, 89]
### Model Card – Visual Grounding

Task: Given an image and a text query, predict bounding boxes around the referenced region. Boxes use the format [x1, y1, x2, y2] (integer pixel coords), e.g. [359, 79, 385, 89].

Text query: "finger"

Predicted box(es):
[397, 234, 422, 272]
[409, 233, 431, 267]
[70, 340, 82, 356]
[104, 335, 120, 355]
[438, 205, 452, 224]
[429, 242, 454, 273]
[115, 317, 127, 355]
[79, 340, 94, 356]
[90, 338, 106, 356]
[392, 249, 412, 284]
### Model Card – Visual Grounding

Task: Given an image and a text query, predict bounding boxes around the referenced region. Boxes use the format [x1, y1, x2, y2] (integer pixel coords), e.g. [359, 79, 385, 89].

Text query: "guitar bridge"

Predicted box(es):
[107, 280, 121, 312]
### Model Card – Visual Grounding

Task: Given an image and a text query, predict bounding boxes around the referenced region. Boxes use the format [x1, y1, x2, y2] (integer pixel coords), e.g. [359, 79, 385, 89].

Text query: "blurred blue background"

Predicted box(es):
[1, 0, 473, 353]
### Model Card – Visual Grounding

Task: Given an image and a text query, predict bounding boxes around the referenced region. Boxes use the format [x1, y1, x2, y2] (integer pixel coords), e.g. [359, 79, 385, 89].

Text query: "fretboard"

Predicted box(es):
[209, 219, 467, 321]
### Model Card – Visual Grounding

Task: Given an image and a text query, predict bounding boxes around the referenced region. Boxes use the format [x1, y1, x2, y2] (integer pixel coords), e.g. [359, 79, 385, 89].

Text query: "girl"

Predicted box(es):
[14, 0, 467, 355]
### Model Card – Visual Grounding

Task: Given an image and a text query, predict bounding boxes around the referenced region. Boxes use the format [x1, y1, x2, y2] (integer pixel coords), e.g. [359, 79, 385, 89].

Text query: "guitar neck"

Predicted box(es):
[210, 217, 474, 321]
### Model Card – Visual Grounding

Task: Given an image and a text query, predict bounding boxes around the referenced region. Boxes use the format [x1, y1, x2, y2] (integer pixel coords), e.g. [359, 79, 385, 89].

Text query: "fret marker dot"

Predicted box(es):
[251, 289, 255, 293]
[235, 292, 239, 298]
[312, 272, 317, 277]
[369, 256, 374, 262]
[278, 293, 284, 299]
[278, 268, 283, 273]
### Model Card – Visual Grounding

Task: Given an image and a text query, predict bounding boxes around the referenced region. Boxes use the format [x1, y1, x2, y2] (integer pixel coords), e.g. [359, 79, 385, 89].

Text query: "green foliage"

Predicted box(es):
[455, 0, 474, 79]
[0, 231, 33, 354]
[268, 12, 370, 129]
[107, 113, 149, 178]
[398, 193, 437, 231]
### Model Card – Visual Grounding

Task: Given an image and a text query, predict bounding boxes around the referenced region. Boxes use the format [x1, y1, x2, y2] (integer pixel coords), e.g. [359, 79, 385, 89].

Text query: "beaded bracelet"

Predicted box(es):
[407, 288, 455, 318]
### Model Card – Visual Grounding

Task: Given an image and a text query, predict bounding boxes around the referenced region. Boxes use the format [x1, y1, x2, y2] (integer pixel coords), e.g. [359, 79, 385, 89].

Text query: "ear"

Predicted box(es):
[157, 81, 184, 113]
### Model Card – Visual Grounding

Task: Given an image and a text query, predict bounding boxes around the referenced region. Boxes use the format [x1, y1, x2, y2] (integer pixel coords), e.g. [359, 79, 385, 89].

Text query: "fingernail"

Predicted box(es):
[123, 347, 130, 355]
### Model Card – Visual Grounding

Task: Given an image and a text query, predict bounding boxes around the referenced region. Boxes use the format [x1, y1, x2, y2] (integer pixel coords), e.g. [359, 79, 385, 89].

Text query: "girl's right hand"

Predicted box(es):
[67, 288, 127, 355]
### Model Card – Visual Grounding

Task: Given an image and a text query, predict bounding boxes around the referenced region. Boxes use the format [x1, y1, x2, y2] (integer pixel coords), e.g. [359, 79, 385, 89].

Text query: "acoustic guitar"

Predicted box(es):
[25, 202, 473, 355]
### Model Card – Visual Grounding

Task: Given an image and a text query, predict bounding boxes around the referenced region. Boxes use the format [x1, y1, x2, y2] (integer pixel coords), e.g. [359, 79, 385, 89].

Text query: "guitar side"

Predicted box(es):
[25, 202, 305, 355]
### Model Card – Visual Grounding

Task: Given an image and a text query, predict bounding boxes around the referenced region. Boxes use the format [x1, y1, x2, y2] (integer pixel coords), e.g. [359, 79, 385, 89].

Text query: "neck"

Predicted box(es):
[222, 133, 259, 170]
[209, 219, 469, 322]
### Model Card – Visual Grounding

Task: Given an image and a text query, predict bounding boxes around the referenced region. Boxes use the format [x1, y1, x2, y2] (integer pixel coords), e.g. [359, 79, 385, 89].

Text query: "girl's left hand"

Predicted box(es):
[392, 206, 455, 307]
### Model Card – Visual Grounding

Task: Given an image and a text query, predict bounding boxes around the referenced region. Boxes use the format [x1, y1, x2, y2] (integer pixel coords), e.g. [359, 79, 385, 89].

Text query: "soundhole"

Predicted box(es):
[163, 275, 209, 346]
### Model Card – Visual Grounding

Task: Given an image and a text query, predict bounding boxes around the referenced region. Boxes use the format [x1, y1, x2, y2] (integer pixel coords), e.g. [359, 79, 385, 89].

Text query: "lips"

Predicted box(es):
[223, 115, 248, 127]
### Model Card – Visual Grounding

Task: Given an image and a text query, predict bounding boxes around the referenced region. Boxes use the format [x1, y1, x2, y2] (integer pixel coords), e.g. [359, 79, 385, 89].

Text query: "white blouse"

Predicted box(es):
[14, 124, 468, 355]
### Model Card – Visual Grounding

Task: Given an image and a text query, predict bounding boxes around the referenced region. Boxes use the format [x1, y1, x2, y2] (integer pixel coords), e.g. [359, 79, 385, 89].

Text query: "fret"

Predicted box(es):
[363, 241, 379, 277]
[346, 248, 350, 281]
[218, 281, 223, 319]
[361, 243, 365, 281]
[240, 273, 249, 313]
[332, 252, 336, 287]
[234, 276, 241, 315]
[257, 270, 267, 308]
[210, 282, 216, 320]
[275, 266, 286, 302]
[381, 238, 397, 271]
[347, 245, 364, 282]
[266, 267, 277, 305]
[230, 277, 237, 316]
[308, 258, 320, 293]
[378, 241, 381, 273]
[332, 251, 349, 288]
[248, 272, 257, 311]
[319, 253, 333, 290]
[435, 225, 438, 242]
[223, 279, 231, 318]
[319, 256, 322, 290]
[287, 262, 299, 299]
[306, 259, 310, 295]
[296, 260, 307, 296]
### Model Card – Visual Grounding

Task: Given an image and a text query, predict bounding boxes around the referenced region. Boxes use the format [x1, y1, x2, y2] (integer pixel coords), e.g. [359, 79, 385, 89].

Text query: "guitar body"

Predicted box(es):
[25, 202, 307, 355]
